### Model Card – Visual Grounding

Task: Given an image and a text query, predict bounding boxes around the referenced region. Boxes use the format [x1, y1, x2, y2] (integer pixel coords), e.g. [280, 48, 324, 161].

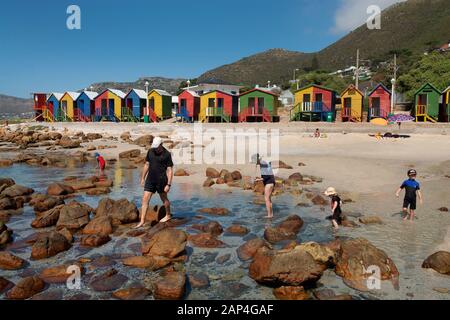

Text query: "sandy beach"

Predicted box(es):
[0, 121, 449, 300]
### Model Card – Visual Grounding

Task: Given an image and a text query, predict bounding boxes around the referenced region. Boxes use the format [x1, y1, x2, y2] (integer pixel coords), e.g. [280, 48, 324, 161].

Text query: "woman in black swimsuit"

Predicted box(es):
[253, 154, 275, 218]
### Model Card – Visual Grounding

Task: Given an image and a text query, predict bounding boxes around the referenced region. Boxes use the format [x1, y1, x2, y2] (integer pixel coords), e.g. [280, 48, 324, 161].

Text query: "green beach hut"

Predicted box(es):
[414, 83, 441, 122]
[238, 88, 279, 122]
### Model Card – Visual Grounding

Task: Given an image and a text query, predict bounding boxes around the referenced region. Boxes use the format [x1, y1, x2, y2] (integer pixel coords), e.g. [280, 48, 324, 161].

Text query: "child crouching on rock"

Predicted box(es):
[324, 187, 342, 229]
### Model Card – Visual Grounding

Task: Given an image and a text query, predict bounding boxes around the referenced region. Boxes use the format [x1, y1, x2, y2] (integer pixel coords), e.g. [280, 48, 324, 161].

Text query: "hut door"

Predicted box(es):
[90, 101, 95, 116]
[108, 99, 115, 117]
[344, 97, 352, 117]
[149, 97, 155, 111]
[61, 101, 67, 116]
[315, 93, 322, 111]
[257, 98, 264, 114]
[208, 98, 215, 116]
[372, 97, 380, 117]
[180, 99, 187, 113]
[418, 94, 427, 106]
[248, 98, 255, 114]
[48, 102, 54, 114]
[101, 100, 107, 115]
[78, 100, 84, 113]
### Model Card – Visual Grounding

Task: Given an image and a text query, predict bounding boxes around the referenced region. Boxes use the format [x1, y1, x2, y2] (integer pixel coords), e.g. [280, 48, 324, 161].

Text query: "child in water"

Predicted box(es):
[95, 153, 106, 172]
[324, 187, 342, 229]
[396, 169, 423, 221]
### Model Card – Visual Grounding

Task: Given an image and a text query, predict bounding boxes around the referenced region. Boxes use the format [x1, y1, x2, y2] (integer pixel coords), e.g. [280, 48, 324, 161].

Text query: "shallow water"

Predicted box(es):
[0, 161, 448, 300]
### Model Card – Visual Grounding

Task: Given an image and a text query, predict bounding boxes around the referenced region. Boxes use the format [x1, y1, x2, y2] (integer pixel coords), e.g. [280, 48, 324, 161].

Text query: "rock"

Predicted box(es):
[237, 238, 271, 261]
[133, 135, 154, 147]
[216, 254, 231, 264]
[226, 224, 249, 236]
[174, 168, 189, 176]
[277, 215, 304, 234]
[273, 286, 310, 300]
[95, 198, 139, 226]
[311, 195, 328, 206]
[253, 180, 265, 194]
[203, 178, 215, 187]
[335, 238, 399, 291]
[86, 187, 111, 196]
[86, 133, 102, 140]
[0, 276, 13, 294]
[188, 233, 226, 248]
[119, 149, 141, 159]
[215, 177, 225, 184]
[197, 207, 230, 216]
[0, 177, 15, 188]
[249, 247, 323, 286]
[358, 216, 383, 225]
[82, 215, 113, 235]
[206, 167, 220, 178]
[90, 269, 128, 292]
[0, 159, 13, 167]
[6, 276, 45, 300]
[39, 264, 84, 283]
[0, 198, 16, 210]
[188, 272, 210, 289]
[31, 231, 71, 260]
[31, 205, 63, 228]
[288, 172, 303, 182]
[122, 255, 171, 270]
[59, 136, 81, 149]
[81, 234, 111, 247]
[113, 287, 151, 300]
[30, 289, 64, 300]
[0, 251, 26, 270]
[141, 228, 187, 258]
[341, 219, 359, 228]
[191, 221, 223, 236]
[296, 242, 337, 266]
[64, 178, 96, 191]
[422, 251, 450, 275]
[47, 183, 74, 196]
[1, 184, 34, 198]
[56, 201, 91, 231]
[433, 287, 449, 294]
[242, 176, 253, 190]
[231, 171, 242, 180]
[120, 132, 131, 141]
[438, 207, 449, 212]
[94, 179, 113, 188]
[272, 160, 293, 169]
[31, 194, 64, 212]
[264, 227, 297, 244]
[86, 145, 96, 151]
[154, 272, 186, 300]
[298, 162, 306, 166]
[58, 227, 73, 243]
[0, 221, 13, 246]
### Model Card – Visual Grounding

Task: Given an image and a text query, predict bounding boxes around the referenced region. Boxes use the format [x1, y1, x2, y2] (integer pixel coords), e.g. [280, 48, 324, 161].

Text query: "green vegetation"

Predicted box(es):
[290, 71, 349, 94]
[397, 52, 450, 101]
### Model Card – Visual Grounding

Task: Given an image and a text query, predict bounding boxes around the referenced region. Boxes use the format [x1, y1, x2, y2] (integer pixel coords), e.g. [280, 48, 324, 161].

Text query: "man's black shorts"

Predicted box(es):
[403, 197, 416, 210]
[144, 179, 167, 194]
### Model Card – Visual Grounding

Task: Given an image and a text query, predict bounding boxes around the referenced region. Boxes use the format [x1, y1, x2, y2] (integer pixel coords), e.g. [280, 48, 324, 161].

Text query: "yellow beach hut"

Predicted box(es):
[340, 84, 364, 122]
[59, 92, 81, 121]
[147, 89, 172, 122]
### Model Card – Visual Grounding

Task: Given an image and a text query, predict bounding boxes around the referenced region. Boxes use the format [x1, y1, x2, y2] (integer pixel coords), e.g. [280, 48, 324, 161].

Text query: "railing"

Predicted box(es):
[206, 106, 224, 116]
[56, 108, 72, 122]
[43, 109, 54, 122]
[239, 106, 272, 122]
[416, 105, 427, 116]
[301, 101, 324, 112]
[73, 108, 90, 122]
[369, 107, 388, 119]
[342, 107, 352, 117]
[176, 107, 191, 122]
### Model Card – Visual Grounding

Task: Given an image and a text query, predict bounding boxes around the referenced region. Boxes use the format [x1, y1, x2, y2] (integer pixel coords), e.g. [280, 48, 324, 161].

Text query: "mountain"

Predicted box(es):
[198, 0, 450, 86]
[0, 94, 33, 115]
[86, 77, 185, 95]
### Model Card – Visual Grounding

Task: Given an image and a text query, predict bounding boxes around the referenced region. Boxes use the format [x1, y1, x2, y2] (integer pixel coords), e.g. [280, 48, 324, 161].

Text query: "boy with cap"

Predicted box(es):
[396, 169, 423, 221]
[135, 137, 173, 228]
[95, 153, 106, 172]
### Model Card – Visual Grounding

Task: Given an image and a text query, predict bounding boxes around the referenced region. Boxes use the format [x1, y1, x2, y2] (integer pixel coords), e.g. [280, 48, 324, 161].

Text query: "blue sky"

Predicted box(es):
[0, 0, 403, 97]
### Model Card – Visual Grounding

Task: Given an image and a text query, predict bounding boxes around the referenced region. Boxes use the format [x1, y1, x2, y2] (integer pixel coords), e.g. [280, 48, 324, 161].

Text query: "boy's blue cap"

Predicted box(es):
[94, 153, 100, 157]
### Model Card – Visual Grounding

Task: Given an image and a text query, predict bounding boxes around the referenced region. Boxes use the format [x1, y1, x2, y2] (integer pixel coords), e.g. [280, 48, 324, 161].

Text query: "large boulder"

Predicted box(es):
[197, 207, 230, 216]
[122, 255, 171, 270]
[154, 272, 186, 300]
[249, 246, 324, 286]
[47, 183, 74, 196]
[81, 234, 111, 247]
[0, 197, 17, 210]
[264, 215, 304, 244]
[0, 251, 26, 270]
[31, 231, 71, 260]
[206, 168, 220, 178]
[133, 135, 154, 147]
[119, 149, 141, 159]
[39, 264, 84, 283]
[188, 233, 226, 248]
[191, 221, 223, 236]
[174, 169, 189, 177]
[86, 133, 102, 140]
[335, 238, 399, 291]
[56, 201, 92, 231]
[0, 276, 13, 294]
[1, 184, 34, 198]
[113, 287, 151, 300]
[311, 195, 328, 206]
[90, 269, 128, 292]
[31, 205, 63, 228]
[64, 178, 96, 191]
[273, 286, 310, 300]
[59, 136, 81, 149]
[95, 198, 139, 226]
[0, 222, 13, 246]
[6, 276, 45, 300]
[141, 228, 187, 258]
[0, 177, 15, 188]
[226, 224, 249, 236]
[30, 194, 64, 212]
[82, 215, 113, 235]
[237, 238, 271, 261]
[202, 178, 215, 187]
[296, 242, 337, 266]
[422, 251, 450, 275]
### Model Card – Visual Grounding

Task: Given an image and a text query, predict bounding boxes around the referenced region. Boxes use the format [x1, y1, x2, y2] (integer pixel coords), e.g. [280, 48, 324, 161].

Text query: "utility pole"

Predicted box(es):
[390, 54, 397, 115]
[355, 49, 360, 90]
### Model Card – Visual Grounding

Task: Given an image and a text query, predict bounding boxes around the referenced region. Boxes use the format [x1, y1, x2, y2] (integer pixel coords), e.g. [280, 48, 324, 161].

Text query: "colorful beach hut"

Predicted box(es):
[291, 84, 337, 122]
[414, 83, 440, 122]
[33, 93, 49, 122]
[177, 90, 200, 122]
[340, 84, 364, 122]
[94, 89, 126, 121]
[147, 89, 172, 121]
[75, 91, 97, 122]
[442, 86, 450, 122]
[239, 88, 279, 122]
[60, 92, 81, 121]
[368, 84, 391, 121]
[199, 90, 238, 123]
[124, 89, 146, 122]
[47, 93, 63, 122]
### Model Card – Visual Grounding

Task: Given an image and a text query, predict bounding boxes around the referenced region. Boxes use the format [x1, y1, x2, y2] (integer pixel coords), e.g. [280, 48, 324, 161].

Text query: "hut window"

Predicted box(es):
[315, 93, 323, 102]
[208, 98, 215, 108]
[248, 98, 255, 108]
[344, 97, 352, 108]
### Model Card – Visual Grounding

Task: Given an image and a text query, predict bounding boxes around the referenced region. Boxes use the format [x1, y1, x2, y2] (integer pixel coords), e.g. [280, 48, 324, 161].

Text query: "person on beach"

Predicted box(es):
[396, 169, 423, 221]
[135, 137, 173, 228]
[324, 187, 342, 229]
[314, 128, 321, 138]
[253, 153, 275, 218]
[95, 153, 106, 172]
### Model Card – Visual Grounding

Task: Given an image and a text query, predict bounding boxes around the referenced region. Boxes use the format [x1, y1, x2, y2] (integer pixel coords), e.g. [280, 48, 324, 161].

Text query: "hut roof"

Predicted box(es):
[414, 83, 441, 95]
[151, 89, 172, 97]
[49, 92, 64, 101]
[368, 83, 391, 96]
[81, 91, 98, 100]
[240, 88, 279, 97]
[65, 91, 81, 100]
[108, 88, 126, 98]
[295, 84, 337, 94]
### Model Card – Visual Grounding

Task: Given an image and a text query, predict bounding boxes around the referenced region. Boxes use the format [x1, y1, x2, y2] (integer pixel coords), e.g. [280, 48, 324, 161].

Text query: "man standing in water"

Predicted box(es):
[253, 154, 275, 218]
[135, 137, 173, 228]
